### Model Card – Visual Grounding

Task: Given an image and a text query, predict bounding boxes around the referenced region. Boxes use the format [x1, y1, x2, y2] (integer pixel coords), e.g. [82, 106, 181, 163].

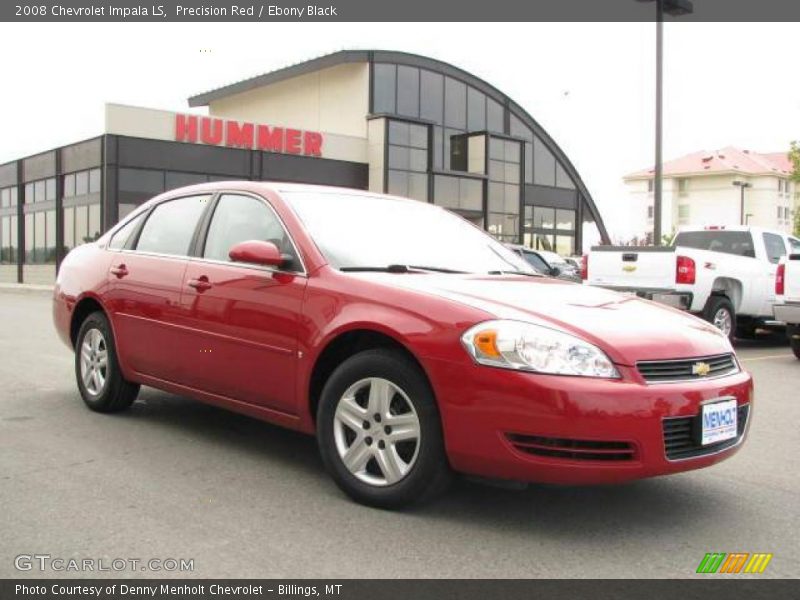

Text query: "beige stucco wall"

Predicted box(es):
[367, 118, 386, 193]
[208, 63, 370, 140]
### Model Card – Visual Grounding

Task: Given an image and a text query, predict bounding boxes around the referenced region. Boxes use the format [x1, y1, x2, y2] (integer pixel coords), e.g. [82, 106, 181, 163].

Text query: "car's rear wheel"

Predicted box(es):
[316, 348, 451, 508]
[75, 311, 139, 412]
[703, 295, 736, 343]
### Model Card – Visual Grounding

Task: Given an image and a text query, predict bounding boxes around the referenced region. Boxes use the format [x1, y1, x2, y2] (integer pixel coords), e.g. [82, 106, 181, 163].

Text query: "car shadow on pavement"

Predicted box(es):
[734, 330, 788, 350]
[120, 388, 740, 537]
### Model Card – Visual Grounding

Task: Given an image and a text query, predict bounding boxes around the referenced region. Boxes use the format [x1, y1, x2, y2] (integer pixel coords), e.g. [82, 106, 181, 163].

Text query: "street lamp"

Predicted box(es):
[732, 180, 752, 225]
[636, 0, 694, 245]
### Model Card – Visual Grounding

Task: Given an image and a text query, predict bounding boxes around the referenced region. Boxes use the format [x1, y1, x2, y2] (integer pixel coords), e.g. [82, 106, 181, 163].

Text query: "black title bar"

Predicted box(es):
[3, 0, 800, 22]
[3, 580, 799, 600]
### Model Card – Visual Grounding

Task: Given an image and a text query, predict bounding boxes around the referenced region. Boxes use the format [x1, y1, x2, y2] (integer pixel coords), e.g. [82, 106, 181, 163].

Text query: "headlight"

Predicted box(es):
[461, 319, 620, 378]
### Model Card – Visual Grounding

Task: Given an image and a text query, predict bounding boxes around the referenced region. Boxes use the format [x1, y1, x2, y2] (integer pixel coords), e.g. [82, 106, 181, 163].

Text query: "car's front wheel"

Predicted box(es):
[75, 311, 140, 413]
[316, 348, 452, 508]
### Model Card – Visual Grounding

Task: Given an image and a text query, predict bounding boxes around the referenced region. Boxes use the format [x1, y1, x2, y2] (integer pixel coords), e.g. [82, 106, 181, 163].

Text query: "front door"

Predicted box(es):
[177, 193, 307, 415]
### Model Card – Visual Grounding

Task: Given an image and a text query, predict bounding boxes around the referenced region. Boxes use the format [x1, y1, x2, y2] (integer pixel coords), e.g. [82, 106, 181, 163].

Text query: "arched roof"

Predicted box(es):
[188, 50, 609, 243]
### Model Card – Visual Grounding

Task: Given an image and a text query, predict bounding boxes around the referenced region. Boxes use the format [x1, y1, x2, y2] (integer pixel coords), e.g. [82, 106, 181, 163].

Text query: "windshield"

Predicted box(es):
[283, 191, 534, 274]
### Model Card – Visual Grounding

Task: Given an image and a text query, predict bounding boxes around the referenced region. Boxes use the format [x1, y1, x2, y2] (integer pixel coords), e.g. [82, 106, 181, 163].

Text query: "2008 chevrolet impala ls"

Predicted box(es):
[53, 182, 752, 508]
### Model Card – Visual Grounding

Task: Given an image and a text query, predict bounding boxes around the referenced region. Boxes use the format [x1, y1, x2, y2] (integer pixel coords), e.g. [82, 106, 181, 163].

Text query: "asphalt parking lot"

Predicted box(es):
[0, 290, 798, 579]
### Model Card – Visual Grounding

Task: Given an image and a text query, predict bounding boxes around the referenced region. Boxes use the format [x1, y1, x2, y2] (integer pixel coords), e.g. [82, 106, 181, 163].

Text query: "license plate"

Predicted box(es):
[701, 399, 738, 446]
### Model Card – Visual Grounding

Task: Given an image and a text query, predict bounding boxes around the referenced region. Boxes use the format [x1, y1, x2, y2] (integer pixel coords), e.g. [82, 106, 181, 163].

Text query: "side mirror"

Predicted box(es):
[549, 265, 562, 277]
[228, 240, 287, 268]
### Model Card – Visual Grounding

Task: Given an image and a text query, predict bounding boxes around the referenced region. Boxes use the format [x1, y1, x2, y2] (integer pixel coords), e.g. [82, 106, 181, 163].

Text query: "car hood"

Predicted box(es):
[352, 273, 732, 365]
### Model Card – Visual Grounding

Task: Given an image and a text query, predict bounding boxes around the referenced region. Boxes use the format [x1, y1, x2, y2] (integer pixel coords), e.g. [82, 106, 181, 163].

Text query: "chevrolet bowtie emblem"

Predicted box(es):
[692, 362, 711, 376]
[622, 265, 637, 272]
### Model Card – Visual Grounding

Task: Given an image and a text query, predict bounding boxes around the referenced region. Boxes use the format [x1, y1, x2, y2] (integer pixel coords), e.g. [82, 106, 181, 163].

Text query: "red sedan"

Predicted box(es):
[53, 182, 752, 508]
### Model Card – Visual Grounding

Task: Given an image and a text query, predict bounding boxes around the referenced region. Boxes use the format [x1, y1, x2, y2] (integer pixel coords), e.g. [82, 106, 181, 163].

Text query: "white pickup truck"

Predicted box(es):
[774, 253, 800, 359]
[585, 226, 800, 340]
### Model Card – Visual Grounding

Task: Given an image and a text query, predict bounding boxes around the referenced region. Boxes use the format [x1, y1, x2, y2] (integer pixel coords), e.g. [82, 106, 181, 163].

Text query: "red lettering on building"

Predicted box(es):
[285, 129, 302, 155]
[225, 121, 255, 148]
[174, 114, 324, 157]
[175, 114, 198, 143]
[201, 118, 224, 145]
[304, 131, 323, 157]
[257, 125, 284, 152]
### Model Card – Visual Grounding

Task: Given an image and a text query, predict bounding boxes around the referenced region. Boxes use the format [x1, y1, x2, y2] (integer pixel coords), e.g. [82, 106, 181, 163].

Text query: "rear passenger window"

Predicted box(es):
[108, 212, 145, 251]
[203, 194, 299, 268]
[762, 233, 786, 264]
[135, 195, 210, 256]
[673, 231, 755, 257]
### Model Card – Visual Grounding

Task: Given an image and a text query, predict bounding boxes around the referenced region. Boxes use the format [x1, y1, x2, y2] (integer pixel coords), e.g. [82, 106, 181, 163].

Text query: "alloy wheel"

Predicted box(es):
[713, 308, 733, 336]
[80, 328, 108, 396]
[332, 377, 421, 487]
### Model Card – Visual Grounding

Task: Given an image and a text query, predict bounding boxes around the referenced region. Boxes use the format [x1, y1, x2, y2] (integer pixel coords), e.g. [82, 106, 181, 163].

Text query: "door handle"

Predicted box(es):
[188, 276, 212, 292]
[110, 264, 128, 278]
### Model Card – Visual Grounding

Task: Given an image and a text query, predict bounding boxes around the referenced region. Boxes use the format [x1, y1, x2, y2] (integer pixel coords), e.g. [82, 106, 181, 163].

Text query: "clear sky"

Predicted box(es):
[0, 22, 797, 239]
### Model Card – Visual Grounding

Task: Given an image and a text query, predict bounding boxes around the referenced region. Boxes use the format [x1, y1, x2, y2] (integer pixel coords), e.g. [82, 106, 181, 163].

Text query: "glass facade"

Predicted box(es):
[386, 120, 429, 202]
[0, 186, 18, 266]
[524, 206, 577, 255]
[370, 58, 601, 254]
[487, 137, 522, 243]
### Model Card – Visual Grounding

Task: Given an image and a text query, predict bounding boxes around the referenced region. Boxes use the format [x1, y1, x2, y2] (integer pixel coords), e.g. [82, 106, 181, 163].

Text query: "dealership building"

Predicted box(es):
[0, 50, 609, 284]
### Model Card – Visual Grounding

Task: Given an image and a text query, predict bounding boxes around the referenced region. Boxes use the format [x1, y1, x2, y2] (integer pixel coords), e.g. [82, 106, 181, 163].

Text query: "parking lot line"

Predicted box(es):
[739, 354, 794, 362]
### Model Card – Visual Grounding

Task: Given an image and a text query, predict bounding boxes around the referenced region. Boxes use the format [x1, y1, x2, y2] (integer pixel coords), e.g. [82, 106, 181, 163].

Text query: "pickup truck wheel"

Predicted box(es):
[789, 326, 800, 360]
[316, 348, 452, 509]
[703, 296, 736, 342]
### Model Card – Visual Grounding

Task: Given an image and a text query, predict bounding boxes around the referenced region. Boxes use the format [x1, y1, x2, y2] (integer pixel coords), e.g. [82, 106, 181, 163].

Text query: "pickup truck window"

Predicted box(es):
[673, 230, 755, 258]
[762, 232, 787, 264]
[788, 237, 800, 254]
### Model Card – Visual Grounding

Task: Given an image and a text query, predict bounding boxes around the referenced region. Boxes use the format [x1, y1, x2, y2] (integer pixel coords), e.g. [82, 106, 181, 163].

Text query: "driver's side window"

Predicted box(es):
[203, 194, 299, 269]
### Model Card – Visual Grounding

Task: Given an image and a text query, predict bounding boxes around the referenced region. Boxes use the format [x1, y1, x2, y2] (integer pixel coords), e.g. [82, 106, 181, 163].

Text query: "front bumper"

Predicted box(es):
[774, 302, 800, 324]
[426, 357, 752, 485]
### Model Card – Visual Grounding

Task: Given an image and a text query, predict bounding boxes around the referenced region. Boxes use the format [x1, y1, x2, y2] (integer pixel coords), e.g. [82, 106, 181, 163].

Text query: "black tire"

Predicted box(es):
[75, 311, 140, 413]
[789, 326, 800, 360]
[702, 295, 736, 343]
[316, 348, 452, 509]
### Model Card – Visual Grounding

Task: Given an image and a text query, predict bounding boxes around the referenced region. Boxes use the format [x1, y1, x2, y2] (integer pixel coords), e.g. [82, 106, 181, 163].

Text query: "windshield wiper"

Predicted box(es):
[340, 264, 467, 274]
[486, 270, 542, 277]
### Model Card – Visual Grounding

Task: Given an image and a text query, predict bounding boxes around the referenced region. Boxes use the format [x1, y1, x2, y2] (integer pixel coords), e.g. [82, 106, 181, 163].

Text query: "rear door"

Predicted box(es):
[106, 194, 212, 383]
[177, 193, 307, 415]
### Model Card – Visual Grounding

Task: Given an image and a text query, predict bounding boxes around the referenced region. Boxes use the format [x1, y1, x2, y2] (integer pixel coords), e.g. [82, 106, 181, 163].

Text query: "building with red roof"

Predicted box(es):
[624, 147, 796, 238]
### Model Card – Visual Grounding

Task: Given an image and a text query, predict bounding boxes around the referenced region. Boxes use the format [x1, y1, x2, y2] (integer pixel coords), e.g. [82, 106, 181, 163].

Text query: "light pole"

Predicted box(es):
[637, 0, 694, 245]
[732, 180, 752, 225]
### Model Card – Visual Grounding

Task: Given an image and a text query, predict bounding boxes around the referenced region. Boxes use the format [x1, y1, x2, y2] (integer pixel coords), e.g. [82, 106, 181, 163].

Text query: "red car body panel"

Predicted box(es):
[53, 182, 753, 485]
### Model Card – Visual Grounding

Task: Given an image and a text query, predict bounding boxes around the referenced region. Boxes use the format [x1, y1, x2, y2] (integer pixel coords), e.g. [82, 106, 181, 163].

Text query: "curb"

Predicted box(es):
[0, 283, 54, 296]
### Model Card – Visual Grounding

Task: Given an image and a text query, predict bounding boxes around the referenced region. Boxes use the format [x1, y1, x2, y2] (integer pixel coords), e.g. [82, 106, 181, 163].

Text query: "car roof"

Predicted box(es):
[147, 180, 439, 209]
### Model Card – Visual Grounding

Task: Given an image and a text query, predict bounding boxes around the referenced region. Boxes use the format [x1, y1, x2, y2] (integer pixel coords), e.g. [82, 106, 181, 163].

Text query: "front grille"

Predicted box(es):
[637, 353, 738, 383]
[506, 434, 636, 461]
[662, 403, 749, 460]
